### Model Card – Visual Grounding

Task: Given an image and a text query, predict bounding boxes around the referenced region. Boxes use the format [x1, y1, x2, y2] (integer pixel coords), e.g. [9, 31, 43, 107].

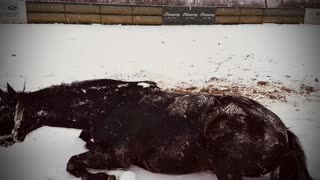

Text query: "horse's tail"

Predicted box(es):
[271, 129, 313, 180]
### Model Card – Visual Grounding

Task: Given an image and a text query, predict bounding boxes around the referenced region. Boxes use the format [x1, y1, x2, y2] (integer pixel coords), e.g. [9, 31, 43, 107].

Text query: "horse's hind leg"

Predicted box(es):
[214, 157, 243, 180]
[79, 130, 95, 150]
[215, 169, 243, 180]
[67, 150, 117, 180]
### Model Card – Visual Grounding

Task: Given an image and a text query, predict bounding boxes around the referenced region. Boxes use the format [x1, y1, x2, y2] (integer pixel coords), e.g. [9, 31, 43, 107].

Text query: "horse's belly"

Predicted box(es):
[139, 139, 206, 174]
[141, 152, 203, 174]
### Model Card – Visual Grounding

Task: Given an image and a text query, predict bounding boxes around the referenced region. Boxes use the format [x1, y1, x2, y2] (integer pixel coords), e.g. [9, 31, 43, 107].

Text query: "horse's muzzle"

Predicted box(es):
[0, 136, 15, 147]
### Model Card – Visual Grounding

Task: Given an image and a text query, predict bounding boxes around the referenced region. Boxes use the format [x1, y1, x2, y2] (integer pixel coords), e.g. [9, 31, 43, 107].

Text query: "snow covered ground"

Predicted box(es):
[0, 24, 319, 180]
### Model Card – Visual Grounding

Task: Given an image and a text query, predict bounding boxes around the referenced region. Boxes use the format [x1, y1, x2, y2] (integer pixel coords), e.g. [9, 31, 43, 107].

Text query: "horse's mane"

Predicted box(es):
[23, 79, 159, 96]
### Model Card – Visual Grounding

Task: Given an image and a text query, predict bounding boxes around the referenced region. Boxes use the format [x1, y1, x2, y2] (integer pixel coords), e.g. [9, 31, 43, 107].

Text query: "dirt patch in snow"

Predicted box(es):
[167, 77, 319, 103]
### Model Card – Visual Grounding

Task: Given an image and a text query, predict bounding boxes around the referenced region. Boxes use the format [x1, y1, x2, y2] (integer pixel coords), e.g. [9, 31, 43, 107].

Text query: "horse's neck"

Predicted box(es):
[23, 105, 90, 131]
[22, 89, 93, 130]
[22, 81, 156, 130]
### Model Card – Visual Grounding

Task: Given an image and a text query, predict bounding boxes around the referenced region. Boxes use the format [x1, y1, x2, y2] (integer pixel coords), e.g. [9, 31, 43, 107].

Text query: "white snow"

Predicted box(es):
[0, 24, 319, 180]
[137, 82, 150, 88]
[37, 110, 48, 117]
[118, 83, 129, 88]
[266, 0, 282, 7]
[119, 171, 136, 180]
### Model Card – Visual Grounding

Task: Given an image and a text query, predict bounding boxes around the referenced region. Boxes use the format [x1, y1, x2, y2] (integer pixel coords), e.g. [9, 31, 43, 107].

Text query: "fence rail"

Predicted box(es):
[26, 2, 310, 25]
[25, 0, 320, 8]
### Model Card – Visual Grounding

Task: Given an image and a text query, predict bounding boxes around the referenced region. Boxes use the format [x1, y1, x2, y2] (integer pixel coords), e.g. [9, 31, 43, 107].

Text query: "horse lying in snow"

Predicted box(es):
[0, 79, 313, 180]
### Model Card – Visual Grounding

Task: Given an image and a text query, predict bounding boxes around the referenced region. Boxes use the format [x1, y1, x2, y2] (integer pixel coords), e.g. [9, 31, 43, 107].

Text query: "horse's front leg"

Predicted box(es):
[67, 144, 134, 180]
[66, 150, 116, 180]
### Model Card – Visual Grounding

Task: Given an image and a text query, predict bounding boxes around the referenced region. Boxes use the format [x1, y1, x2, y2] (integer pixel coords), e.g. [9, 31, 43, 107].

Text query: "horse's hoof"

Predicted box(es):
[88, 173, 115, 180]
[85, 141, 95, 150]
[108, 175, 117, 180]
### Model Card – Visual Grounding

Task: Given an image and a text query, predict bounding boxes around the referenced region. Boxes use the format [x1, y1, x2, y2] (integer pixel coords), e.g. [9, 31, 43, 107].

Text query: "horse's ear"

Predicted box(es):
[23, 80, 26, 92]
[7, 83, 17, 96]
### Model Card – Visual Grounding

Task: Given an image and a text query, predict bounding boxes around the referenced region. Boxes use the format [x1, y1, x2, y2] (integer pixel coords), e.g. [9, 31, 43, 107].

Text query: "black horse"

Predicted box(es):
[0, 79, 313, 180]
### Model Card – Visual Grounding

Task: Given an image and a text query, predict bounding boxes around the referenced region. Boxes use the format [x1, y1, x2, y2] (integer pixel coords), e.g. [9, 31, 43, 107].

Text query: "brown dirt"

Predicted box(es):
[168, 78, 319, 102]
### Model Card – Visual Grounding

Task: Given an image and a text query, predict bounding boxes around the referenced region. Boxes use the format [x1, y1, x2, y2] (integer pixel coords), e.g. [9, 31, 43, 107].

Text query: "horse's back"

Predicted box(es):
[92, 91, 210, 174]
[91, 90, 289, 176]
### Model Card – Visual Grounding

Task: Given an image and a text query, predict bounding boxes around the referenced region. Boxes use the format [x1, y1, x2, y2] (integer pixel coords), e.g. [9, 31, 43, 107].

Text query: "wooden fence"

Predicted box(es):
[26, 2, 306, 25]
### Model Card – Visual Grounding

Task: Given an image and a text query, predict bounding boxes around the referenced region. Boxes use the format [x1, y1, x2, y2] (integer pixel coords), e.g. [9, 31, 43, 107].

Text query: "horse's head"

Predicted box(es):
[0, 84, 17, 147]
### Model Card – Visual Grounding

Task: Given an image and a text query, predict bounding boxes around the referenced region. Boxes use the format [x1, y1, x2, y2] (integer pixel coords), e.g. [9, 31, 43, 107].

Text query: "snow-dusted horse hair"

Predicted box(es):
[0, 79, 313, 180]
